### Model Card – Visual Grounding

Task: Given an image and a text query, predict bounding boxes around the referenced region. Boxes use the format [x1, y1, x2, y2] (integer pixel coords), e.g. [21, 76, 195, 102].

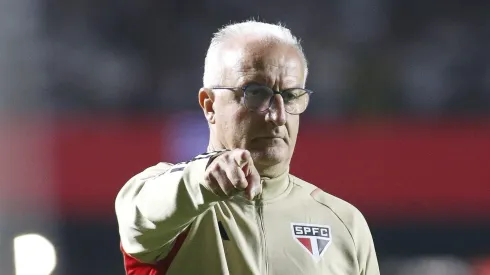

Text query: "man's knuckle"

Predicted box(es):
[211, 161, 224, 171]
[230, 176, 243, 188]
[243, 150, 251, 159]
[219, 153, 230, 163]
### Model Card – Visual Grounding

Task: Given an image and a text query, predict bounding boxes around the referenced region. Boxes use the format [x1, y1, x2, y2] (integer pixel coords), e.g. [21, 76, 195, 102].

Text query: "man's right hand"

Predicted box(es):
[204, 149, 262, 200]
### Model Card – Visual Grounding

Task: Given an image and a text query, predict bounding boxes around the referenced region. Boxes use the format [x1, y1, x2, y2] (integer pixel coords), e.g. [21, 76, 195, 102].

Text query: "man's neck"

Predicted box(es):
[255, 162, 289, 179]
[207, 141, 225, 152]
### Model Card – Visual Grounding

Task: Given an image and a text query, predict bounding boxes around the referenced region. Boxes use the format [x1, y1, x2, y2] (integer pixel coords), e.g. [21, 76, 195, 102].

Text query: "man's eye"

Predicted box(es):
[246, 86, 270, 97]
[284, 89, 307, 102]
[282, 91, 299, 102]
[248, 89, 262, 96]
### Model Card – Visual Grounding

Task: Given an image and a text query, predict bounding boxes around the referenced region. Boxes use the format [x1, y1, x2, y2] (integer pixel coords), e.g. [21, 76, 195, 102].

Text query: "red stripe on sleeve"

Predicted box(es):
[121, 229, 190, 275]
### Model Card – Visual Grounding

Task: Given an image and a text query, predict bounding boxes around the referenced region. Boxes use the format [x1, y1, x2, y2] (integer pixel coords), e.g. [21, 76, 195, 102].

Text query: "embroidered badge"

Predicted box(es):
[291, 223, 332, 261]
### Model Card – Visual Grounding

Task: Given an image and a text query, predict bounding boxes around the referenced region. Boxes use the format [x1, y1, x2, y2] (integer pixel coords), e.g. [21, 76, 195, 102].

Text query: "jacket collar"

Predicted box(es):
[260, 169, 290, 201]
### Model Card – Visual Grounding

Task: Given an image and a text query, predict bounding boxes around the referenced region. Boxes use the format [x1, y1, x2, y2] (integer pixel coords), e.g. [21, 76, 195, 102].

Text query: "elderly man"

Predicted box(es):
[116, 20, 380, 275]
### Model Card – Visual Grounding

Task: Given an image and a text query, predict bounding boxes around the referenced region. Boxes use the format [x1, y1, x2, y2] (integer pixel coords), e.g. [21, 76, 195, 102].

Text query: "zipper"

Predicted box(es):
[256, 196, 269, 274]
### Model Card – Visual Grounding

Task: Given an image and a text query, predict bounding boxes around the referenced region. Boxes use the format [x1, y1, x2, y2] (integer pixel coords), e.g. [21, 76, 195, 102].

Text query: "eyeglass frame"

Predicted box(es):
[208, 84, 314, 115]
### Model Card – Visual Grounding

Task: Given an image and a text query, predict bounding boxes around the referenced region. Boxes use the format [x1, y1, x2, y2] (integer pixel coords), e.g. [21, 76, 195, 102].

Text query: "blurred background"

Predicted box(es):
[1, 0, 489, 274]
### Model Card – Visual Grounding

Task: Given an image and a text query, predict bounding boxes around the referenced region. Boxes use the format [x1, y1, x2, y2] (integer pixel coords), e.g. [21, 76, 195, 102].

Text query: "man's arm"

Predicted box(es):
[115, 149, 261, 264]
[354, 210, 380, 275]
[115, 151, 225, 263]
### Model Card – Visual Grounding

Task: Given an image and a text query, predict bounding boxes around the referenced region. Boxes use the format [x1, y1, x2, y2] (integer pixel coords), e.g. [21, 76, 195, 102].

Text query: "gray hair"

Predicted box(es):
[203, 20, 308, 87]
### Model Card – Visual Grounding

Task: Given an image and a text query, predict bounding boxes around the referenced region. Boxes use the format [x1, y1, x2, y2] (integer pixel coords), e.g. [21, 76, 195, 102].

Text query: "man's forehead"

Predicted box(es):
[236, 59, 301, 76]
[235, 72, 301, 89]
[220, 41, 304, 85]
[240, 41, 301, 68]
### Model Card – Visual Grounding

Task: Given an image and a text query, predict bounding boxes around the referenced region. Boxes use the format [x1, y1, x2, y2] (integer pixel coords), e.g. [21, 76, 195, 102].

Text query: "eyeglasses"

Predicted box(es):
[210, 83, 313, 115]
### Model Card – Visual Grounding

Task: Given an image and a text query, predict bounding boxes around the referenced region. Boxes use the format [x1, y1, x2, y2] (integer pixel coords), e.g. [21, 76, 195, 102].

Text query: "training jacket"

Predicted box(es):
[116, 151, 380, 275]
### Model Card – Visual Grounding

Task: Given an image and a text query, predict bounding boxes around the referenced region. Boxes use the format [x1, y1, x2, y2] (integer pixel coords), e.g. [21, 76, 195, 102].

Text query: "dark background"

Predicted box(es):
[0, 0, 489, 274]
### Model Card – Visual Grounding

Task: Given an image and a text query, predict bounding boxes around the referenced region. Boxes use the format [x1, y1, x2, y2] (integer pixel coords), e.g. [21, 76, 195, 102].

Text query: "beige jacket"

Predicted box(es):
[116, 151, 380, 275]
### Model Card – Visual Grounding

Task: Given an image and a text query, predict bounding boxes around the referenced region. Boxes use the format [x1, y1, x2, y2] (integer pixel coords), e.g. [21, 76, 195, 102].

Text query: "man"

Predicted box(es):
[115, 20, 380, 275]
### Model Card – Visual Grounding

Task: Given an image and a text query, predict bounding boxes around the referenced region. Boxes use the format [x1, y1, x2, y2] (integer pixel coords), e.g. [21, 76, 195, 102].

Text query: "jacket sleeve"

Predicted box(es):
[115, 151, 226, 263]
[354, 210, 380, 275]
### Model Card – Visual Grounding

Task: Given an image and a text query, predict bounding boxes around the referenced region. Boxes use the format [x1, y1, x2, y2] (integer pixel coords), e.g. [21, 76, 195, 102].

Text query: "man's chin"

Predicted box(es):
[248, 147, 289, 167]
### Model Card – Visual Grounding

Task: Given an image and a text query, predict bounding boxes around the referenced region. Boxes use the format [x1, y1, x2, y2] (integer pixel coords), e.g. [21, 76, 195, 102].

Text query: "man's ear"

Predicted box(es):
[199, 88, 216, 124]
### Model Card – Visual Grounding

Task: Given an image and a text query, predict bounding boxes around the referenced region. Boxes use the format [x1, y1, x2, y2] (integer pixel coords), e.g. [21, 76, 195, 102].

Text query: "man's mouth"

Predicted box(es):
[252, 136, 287, 145]
[254, 136, 283, 140]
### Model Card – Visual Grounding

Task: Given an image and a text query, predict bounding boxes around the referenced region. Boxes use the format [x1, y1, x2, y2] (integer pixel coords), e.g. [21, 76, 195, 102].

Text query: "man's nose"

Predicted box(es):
[265, 95, 287, 126]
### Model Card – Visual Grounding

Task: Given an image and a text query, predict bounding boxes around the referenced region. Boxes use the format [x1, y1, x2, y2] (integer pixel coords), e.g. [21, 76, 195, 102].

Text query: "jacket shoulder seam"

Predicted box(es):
[310, 195, 357, 251]
[291, 178, 357, 251]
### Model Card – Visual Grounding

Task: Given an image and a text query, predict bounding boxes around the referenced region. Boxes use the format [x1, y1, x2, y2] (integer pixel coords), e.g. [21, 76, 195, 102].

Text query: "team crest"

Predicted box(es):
[291, 223, 332, 261]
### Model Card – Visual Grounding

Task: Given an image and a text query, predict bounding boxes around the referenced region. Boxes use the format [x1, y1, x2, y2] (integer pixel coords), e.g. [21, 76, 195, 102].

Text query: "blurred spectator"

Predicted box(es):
[39, 0, 490, 116]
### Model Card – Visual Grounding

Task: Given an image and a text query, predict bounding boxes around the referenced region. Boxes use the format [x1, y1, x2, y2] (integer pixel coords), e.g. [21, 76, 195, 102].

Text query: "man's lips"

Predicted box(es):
[251, 136, 287, 144]
[253, 136, 283, 139]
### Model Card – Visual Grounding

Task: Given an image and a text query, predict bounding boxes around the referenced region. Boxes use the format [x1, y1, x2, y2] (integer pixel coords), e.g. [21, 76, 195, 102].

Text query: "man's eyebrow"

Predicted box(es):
[236, 73, 270, 85]
[237, 62, 281, 72]
[237, 74, 302, 89]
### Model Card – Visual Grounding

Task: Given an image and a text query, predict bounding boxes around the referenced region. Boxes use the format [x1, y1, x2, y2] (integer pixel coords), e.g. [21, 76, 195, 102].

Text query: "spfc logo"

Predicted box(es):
[291, 223, 332, 261]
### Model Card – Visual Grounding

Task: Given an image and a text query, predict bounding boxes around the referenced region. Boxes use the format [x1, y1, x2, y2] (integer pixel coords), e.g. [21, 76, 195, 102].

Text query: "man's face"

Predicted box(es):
[209, 39, 306, 173]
